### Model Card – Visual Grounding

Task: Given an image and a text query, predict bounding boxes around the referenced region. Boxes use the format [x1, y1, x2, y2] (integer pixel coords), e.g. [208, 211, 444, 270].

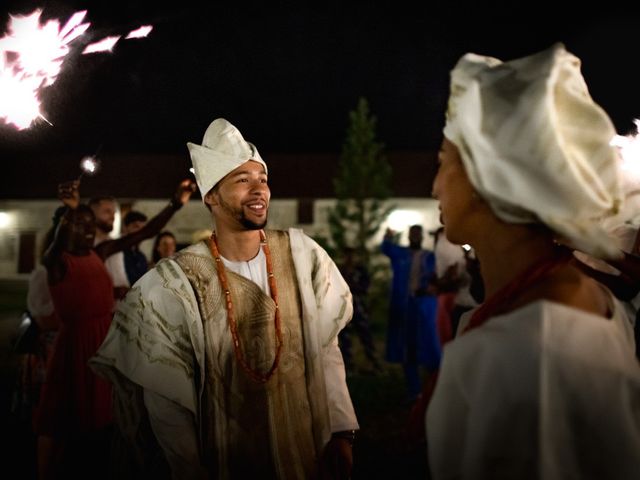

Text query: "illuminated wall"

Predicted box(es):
[0, 197, 441, 277]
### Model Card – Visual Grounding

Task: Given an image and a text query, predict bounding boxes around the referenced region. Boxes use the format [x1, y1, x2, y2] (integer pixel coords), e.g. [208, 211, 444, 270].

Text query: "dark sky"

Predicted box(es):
[1, 2, 640, 193]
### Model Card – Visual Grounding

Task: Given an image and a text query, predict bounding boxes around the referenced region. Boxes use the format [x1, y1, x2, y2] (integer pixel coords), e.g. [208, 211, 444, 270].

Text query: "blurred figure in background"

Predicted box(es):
[12, 209, 64, 428]
[150, 230, 177, 267]
[90, 179, 195, 300]
[382, 225, 440, 401]
[35, 183, 114, 479]
[30, 179, 194, 478]
[431, 227, 458, 345]
[119, 210, 150, 286]
[432, 227, 480, 342]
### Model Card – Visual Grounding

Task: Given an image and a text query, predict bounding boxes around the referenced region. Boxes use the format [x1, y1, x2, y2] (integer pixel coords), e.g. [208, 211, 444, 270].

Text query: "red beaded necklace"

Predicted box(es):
[208, 230, 283, 383]
[462, 246, 573, 333]
[408, 246, 574, 442]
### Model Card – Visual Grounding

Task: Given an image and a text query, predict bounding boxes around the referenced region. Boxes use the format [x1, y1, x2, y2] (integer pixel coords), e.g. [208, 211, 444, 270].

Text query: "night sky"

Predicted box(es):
[1, 2, 640, 194]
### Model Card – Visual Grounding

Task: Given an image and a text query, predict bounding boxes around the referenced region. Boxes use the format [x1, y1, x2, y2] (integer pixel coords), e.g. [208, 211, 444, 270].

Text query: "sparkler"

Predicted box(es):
[607, 120, 640, 233]
[611, 119, 640, 180]
[82, 36, 120, 54]
[0, 9, 152, 130]
[125, 26, 153, 39]
[78, 155, 100, 183]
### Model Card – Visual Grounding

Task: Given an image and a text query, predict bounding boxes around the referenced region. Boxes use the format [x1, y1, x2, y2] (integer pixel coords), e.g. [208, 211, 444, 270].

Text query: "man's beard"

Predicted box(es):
[219, 197, 267, 230]
[96, 220, 113, 233]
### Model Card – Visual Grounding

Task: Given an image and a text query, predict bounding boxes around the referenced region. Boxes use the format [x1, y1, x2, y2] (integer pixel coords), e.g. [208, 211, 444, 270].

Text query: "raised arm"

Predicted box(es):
[381, 228, 403, 259]
[95, 179, 196, 260]
[42, 181, 80, 284]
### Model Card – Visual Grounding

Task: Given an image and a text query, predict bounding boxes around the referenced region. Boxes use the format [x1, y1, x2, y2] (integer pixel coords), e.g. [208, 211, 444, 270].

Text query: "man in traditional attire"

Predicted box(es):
[381, 225, 440, 400]
[91, 118, 358, 479]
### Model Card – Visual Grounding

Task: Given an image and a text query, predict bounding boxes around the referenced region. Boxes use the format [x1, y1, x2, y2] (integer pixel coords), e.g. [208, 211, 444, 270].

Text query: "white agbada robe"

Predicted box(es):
[91, 228, 358, 478]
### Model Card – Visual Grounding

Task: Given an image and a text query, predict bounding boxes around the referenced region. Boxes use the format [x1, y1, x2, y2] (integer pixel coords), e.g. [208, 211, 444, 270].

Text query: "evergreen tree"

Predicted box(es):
[327, 97, 394, 267]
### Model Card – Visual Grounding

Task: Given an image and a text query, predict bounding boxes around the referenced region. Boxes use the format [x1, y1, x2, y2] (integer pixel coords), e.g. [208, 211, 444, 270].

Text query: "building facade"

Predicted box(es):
[0, 197, 440, 278]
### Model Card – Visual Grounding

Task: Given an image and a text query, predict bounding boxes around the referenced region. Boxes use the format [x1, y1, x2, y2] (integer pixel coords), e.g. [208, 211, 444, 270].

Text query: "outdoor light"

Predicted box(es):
[387, 209, 423, 233]
[0, 211, 11, 229]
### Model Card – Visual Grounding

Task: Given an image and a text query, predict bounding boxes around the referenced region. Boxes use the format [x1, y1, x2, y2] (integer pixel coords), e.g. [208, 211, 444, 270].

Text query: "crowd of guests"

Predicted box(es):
[13, 179, 195, 479]
[9, 42, 640, 479]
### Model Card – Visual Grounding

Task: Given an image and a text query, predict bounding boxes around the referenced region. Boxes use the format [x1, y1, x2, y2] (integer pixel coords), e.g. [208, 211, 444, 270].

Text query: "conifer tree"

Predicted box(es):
[327, 97, 394, 267]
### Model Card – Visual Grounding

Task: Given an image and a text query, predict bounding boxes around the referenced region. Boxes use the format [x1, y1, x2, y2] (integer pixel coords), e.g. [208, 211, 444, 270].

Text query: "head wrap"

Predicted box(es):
[187, 118, 267, 200]
[443, 42, 625, 257]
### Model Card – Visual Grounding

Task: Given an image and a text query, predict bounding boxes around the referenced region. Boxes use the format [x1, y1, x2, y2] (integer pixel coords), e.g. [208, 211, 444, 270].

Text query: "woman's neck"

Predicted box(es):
[473, 224, 558, 299]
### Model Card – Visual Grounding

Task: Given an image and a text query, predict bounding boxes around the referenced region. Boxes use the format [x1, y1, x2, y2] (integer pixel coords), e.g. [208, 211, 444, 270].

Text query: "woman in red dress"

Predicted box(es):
[34, 188, 114, 479]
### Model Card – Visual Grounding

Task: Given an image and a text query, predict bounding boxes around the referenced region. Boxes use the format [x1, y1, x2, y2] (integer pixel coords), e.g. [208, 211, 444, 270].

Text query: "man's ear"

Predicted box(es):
[204, 191, 218, 208]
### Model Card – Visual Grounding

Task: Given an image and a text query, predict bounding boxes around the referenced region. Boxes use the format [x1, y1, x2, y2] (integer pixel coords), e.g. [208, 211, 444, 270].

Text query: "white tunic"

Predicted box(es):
[27, 265, 54, 317]
[221, 247, 270, 295]
[427, 297, 640, 480]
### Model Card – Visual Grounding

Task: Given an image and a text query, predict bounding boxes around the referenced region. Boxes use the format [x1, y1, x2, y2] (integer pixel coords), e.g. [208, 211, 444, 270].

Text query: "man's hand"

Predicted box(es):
[384, 228, 396, 240]
[319, 437, 353, 479]
[57, 180, 80, 210]
[173, 179, 197, 206]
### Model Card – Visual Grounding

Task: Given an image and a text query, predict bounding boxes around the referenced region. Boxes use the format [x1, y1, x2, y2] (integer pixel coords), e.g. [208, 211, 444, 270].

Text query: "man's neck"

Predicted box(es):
[214, 226, 262, 262]
[94, 229, 111, 245]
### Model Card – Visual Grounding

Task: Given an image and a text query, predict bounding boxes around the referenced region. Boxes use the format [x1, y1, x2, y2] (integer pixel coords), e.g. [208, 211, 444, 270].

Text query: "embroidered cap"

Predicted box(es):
[187, 118, 267, 200]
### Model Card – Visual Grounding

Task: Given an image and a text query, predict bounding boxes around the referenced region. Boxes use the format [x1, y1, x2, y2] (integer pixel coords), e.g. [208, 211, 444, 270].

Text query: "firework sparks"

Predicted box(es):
[125, 26, 153, 39]
[82, 35, 121, 54]
[0, 9, 153, 130]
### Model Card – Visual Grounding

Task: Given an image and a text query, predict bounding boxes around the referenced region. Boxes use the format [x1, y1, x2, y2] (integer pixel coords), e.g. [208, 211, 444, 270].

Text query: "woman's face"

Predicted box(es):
[432, 137, 483, 245]
[63, 208, 96, 253]
[156, 235, 176, 259]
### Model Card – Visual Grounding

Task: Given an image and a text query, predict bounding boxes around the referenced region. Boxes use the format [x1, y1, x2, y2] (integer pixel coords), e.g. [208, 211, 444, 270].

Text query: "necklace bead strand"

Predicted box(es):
[209, 230, 282, 383]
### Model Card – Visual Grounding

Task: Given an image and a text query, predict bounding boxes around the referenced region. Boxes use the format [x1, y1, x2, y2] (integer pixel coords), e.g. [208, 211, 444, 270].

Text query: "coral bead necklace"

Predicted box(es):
[208, 230, 283, 383]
